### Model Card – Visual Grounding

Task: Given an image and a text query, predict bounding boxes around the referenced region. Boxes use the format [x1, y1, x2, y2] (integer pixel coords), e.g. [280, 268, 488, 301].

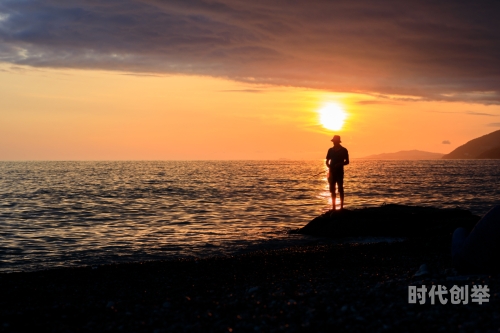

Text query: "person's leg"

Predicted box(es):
[338, 178, 344, 210]
[329, 173, 337, 210]
[331, 182, 337, 210]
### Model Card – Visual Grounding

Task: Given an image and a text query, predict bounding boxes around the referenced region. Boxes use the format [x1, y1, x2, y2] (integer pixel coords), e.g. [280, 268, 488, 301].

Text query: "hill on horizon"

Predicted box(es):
[442, 129, 500, 159]
[360, 150, 444, 160]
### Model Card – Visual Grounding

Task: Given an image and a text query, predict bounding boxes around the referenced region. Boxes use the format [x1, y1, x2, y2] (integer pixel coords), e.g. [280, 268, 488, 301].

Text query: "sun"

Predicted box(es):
[318, 103, 347, 130]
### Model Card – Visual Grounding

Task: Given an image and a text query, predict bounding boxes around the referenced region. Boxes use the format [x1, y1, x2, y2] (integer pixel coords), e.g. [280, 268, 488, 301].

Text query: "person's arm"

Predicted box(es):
[326, 158, 331, 168]
[344, 150, 350, 166]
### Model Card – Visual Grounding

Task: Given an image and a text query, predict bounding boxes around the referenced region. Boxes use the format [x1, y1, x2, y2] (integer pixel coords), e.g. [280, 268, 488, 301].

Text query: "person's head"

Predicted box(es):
[331, 135, 341, 145]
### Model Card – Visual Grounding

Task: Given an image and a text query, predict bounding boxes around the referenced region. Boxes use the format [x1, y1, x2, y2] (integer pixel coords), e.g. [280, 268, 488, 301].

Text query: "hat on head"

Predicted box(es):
[331, 135, 341, 143]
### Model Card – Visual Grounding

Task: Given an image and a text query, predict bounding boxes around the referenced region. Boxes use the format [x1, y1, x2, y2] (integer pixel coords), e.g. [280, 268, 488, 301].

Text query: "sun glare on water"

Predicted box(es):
[318, 103, 347, 131]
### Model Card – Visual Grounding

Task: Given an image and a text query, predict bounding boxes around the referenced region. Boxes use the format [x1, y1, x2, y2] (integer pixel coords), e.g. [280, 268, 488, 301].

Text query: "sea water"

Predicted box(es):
[1, 160, 499, 272]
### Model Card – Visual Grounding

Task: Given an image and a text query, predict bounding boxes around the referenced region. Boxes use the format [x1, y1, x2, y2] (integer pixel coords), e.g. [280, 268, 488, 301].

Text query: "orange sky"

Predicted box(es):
[1, 1, 499, 160]
[1, 65, 499, 160]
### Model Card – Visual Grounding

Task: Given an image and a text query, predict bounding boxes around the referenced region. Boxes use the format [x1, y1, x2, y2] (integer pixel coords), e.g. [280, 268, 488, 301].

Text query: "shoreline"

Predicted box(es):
[2, 236, 499, 332]
[2, 205, 498, 331]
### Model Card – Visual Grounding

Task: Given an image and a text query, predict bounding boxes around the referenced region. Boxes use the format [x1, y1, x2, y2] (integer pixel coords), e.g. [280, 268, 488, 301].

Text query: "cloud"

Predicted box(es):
[487, 123, 500, 127]
[220, 89, 264, 93]
[442, 140, 451, 144]
[355, 100, 401, 105]
[465, 111, 497, 116]
[0, 0, 499, 103]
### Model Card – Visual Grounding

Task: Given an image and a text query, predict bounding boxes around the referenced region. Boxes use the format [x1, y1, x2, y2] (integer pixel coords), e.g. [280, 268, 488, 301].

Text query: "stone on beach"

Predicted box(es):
[291, 204, 479, 238]
[414, 264, 430, 277]
[452, 204, 500, 273]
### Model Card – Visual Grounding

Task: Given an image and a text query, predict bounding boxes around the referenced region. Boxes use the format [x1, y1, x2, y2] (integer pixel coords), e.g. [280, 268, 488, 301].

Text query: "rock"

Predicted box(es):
[452, 205, 500, 273]
[290, 204, 479, 238]
[414, 264, 430, 277]
[247, 287, 259, 293]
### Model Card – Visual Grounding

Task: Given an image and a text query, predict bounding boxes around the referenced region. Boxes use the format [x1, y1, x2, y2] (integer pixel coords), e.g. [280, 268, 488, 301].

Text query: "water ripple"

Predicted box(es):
[0, 160, 499, 272]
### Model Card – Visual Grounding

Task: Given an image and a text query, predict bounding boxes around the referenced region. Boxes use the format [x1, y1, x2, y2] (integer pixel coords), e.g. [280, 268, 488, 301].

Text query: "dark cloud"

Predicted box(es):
[487, 123, 500, 127]
[1, 0, 500, 103]
[442, 140, 451, 144]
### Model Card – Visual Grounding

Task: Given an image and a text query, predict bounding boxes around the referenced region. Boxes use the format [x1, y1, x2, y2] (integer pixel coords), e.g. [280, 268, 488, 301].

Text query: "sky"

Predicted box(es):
[1, 0, 500, 160]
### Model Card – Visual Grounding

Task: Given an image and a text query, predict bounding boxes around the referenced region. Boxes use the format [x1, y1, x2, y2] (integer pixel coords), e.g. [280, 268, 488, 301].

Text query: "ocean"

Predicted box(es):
[1, 160, 499, 273]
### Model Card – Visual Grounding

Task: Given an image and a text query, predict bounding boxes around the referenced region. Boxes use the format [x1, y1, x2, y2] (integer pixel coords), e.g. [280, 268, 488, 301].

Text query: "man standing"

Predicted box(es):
[326, 135, 349, 210]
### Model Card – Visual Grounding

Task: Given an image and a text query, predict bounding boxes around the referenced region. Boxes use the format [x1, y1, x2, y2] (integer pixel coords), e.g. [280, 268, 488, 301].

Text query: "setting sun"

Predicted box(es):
[318, 103, 347, 130]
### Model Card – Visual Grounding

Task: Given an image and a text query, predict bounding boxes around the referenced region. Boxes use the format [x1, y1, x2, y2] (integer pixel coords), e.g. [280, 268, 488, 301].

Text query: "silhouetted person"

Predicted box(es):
[326, 135, 349, 210]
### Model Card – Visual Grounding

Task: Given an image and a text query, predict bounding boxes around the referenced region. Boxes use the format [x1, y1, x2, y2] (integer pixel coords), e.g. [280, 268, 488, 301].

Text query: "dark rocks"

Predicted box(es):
[291, 204, 479, 238]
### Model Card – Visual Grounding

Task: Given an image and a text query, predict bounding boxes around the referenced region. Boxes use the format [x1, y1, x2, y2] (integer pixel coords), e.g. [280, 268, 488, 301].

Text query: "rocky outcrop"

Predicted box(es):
[290, 204, 479, 238]
[442, 129, 500, 159]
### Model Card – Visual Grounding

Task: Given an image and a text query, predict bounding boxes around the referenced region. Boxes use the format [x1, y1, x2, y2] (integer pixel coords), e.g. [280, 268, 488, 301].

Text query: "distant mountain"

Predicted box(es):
[360, 150, 445, 160]
[476, 146, 500, 159]
[442, 130, 500, 159]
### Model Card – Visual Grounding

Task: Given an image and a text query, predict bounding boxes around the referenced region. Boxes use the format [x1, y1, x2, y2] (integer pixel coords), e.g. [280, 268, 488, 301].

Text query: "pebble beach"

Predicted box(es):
[1, 230, 499, 332]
